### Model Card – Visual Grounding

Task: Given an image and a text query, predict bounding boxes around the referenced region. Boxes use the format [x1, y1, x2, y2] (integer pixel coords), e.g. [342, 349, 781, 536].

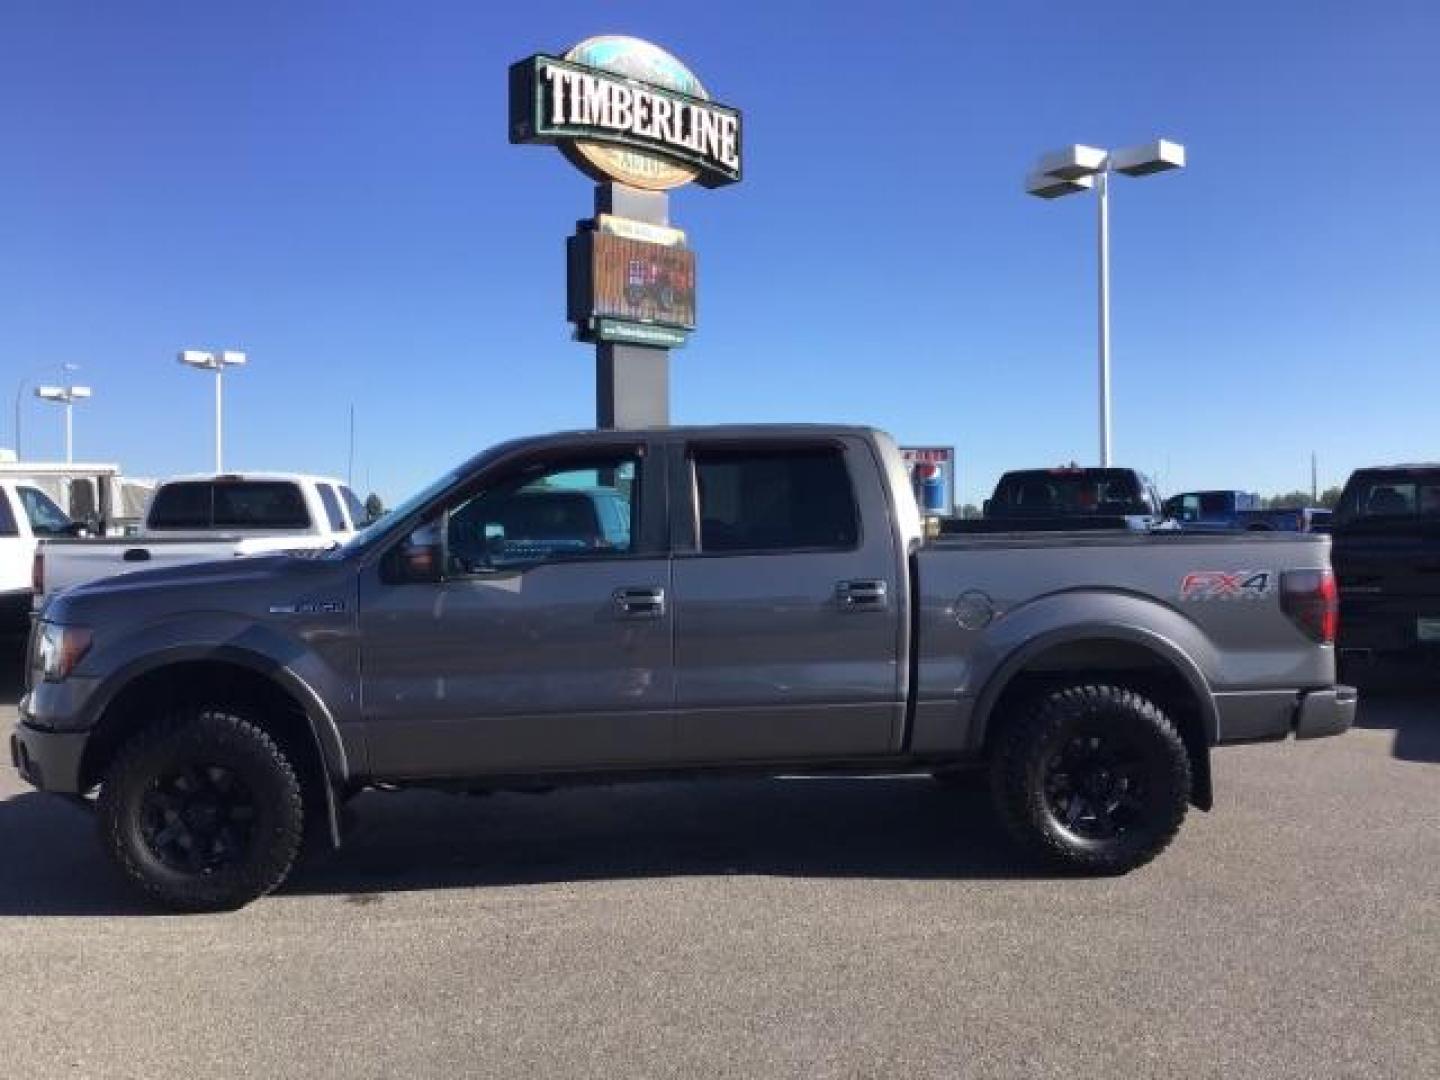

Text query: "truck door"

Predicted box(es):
[357, 442, 675, 778]
[670, 436, 905, 761]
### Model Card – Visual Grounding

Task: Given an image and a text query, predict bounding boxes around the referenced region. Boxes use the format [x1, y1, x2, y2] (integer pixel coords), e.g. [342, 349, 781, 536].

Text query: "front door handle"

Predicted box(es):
[614, 586, 666, 619]
[836, 579, 888, 611]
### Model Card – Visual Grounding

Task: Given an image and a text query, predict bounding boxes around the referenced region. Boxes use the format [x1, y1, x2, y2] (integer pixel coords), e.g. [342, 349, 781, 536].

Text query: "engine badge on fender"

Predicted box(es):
[1180, 571, 1273, 601]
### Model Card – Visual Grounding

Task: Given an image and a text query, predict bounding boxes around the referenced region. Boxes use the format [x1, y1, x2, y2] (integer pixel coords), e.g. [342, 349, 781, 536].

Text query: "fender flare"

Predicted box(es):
[83, 645, 349, 845]
[970, 622, 1218, 811]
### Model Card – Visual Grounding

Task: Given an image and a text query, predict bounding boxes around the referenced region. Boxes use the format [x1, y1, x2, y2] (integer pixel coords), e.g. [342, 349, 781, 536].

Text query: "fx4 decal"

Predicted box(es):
[1180, 570, 1273, 601]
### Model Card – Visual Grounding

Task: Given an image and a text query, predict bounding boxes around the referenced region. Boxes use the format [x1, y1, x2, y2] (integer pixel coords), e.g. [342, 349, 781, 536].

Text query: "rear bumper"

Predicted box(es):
[10, 720, 88, 793]
[1294, 685, 1358, 740]
[1215, 685, 1356, 744]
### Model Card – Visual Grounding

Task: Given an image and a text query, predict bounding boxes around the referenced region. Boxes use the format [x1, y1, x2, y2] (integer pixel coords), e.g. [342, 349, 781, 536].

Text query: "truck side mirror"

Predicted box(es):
[391, 521, 443, 583]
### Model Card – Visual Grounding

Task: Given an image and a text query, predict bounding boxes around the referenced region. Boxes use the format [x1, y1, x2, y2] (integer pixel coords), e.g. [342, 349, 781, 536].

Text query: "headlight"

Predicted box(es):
[36, 623, 93, 682]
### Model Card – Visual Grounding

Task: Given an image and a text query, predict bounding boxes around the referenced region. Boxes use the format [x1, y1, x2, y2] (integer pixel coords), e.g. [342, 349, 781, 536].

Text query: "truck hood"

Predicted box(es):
[44, 554, 344, 625]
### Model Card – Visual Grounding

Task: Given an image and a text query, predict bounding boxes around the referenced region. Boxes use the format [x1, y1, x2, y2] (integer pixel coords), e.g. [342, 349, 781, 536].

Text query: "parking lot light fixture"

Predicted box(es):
[34, 383, 92, 463]
[1026, 139, 1186, 466]
[178, 349, 247, 472]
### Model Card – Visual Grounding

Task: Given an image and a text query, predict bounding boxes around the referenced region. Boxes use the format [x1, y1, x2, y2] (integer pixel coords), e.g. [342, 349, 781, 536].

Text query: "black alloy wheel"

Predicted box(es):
[1042, 731, 1150, 842]
[99, 708, 305, 911]
[990, 684, 1191, 874]
[139, 763, 259, 875]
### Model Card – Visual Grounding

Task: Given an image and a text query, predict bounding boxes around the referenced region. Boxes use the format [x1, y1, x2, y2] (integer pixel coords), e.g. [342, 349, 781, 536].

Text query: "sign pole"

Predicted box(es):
[594, 183, 670, 430]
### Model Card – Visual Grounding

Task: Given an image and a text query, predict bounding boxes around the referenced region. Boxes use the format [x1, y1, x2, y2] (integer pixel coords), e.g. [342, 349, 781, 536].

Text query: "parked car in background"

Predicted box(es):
[1331, 464, 1440, 684]
[11, 424, 1352, 910]
[33, 472, 369, 607]
[943, 466, 1167, 534]
[0, 459, 153, 537]
[1, 478, 80, 630]
[1165, 490, 1331, 533]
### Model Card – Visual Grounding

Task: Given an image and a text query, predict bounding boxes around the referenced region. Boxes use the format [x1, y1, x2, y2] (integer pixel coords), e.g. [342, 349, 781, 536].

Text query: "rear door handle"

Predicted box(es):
[614, 586, 666, 619]
[836, 579, 888, 611]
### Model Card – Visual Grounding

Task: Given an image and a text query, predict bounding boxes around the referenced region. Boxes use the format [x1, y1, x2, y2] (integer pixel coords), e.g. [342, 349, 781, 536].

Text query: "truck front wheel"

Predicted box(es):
[990, 684, 1191, 874]
[97, 708, 305, 911]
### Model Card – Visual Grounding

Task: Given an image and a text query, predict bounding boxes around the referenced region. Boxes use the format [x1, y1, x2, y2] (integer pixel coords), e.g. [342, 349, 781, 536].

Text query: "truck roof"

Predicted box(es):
[1349, 463, 1440, 473]
[475, 423, 893, 465]
[156, 472, 350, 486]
[503, 423, 884, 442]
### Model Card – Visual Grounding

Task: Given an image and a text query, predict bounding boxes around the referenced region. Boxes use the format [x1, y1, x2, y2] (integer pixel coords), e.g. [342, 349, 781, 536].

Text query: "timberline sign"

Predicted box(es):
[510, 35, 742, 190]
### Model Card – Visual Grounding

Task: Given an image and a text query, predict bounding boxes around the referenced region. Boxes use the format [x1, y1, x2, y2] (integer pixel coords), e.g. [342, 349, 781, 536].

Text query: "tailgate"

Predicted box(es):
[1333, 527, 1440, 651]
[38, 539, 243, 599]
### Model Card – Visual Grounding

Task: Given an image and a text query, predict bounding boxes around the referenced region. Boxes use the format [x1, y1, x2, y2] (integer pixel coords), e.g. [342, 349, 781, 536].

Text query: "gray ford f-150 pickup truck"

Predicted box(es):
[11, 425, 1355, 910]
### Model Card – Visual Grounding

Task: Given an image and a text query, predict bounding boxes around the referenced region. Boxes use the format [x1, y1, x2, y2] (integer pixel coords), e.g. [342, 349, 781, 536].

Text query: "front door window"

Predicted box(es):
[445, 456, 639, 574]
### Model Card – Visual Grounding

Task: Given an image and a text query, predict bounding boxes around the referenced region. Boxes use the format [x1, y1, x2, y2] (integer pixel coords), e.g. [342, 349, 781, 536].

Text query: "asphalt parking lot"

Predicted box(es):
[1, 636, 1436, 1079]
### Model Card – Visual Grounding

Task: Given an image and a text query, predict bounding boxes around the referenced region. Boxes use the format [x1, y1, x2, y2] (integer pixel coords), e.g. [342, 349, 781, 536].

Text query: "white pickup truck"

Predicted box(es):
[1, 478, 81, 629]
[33, 472, 368, 608]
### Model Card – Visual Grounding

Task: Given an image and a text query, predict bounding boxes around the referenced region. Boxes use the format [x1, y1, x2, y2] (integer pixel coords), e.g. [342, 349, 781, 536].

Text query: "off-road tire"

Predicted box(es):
[97, 708, 305, 911]
[990, 684, 1191, 874]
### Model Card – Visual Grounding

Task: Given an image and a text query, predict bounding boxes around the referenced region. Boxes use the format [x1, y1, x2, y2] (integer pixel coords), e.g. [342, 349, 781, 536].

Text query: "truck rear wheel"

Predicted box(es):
[990, 684, 1190, 874]
[97, 708, 304, 911]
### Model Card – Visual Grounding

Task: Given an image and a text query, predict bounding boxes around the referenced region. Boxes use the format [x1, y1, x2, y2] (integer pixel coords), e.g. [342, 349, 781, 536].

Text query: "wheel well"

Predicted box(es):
[982, 638, 1214, 811]
[80, 661, 333, 830]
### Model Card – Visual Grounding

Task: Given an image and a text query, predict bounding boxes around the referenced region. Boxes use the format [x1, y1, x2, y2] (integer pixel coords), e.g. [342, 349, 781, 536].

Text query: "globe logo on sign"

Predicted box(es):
[562, 36, 711, 191]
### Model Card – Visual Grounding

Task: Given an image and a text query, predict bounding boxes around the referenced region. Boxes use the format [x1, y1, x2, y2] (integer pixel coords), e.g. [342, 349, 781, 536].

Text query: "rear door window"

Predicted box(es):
[692, 446, 859, 553]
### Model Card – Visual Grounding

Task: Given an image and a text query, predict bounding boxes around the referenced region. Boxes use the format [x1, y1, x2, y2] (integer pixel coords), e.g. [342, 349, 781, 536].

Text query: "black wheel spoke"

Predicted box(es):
[1043, 726, 1161, 841]
[138, 761, 257, 876]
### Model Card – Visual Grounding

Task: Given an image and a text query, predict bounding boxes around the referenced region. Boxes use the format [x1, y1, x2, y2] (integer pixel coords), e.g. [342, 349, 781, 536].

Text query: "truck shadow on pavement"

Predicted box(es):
[0, 775, 1042, 916]
[1354, 691, 1440, 764]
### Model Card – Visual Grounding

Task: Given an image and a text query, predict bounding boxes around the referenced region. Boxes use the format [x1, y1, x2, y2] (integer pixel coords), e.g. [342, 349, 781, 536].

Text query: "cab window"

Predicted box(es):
[444, 454, 639, 574]
[692, 446, 859, 553]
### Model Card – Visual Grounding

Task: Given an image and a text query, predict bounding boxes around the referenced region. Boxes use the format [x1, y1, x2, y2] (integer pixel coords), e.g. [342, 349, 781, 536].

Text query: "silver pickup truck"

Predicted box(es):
[10, 425, 1355, 910]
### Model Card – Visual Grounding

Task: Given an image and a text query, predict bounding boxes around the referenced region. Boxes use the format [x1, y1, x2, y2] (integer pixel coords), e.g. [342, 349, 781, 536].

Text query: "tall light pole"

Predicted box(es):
[1026, 139, 1185, 466]
[178, 349, 247, 472]
[13, 362, 79, 460]
[34, 383, 92, 463]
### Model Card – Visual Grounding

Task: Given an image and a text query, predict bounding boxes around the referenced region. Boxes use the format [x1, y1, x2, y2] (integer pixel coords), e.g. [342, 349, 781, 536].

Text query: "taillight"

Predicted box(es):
[32, 550, 43, 595]
[1281, 569, 1338, 644]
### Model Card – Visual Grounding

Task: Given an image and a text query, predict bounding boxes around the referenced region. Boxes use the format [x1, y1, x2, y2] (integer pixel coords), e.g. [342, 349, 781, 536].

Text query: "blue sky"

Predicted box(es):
[2, 0, 1437, 505]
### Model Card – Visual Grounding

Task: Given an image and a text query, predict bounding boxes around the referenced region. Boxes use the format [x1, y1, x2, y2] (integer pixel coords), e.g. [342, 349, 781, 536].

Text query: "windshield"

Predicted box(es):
[329, 466, 466, 559]
[17, 486, 73, 536]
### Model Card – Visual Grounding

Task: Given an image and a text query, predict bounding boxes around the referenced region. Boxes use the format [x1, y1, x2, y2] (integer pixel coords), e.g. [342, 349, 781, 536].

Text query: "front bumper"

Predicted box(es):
[10, 720, 88, 792]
